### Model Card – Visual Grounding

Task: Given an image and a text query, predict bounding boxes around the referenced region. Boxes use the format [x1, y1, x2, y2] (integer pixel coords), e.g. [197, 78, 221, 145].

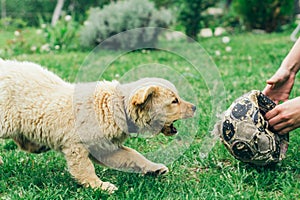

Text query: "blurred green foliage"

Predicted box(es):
[149, 0, 176, 8]
[1, 16, 80, 56]
[41, 15, 79, 51]
[0, 0, 297, 50]
[80, 0, 173, 49]
[233, 0, 294, 32]
[178, 0, 216, 41]
[0, 0, 115, 26]
[0, 0, 56, 26]
[0, 17, 28, 31]
[63, 0, 117, 22]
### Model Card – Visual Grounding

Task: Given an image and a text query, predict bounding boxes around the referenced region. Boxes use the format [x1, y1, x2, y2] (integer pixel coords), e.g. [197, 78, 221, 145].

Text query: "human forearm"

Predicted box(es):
[263, 38, 300, 103]
[280, 38, 300, 74]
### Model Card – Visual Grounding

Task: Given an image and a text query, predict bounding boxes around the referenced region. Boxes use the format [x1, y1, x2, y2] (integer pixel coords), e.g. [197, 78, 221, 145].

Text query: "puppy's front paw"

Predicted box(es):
[100, 181, 118, 194]
[0, 157, 3, 165]
[89, 180, 118, 194]
[145, 163, 169, 175]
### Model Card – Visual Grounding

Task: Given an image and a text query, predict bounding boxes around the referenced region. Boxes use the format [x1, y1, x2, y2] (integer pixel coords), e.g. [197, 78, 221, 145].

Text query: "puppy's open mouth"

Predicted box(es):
[161, 121, 177, 136]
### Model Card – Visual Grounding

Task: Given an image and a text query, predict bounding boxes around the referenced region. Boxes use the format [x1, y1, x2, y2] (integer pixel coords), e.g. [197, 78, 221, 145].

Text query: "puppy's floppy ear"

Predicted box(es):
[131, 86, 158, 106]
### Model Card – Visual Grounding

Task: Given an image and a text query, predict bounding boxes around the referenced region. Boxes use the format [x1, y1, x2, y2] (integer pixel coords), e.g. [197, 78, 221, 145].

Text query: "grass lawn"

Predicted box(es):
[0, 29, 299, 199]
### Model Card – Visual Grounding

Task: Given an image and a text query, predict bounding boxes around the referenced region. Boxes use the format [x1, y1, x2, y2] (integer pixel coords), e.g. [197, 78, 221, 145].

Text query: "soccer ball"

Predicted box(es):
[218, 90, 289, 166]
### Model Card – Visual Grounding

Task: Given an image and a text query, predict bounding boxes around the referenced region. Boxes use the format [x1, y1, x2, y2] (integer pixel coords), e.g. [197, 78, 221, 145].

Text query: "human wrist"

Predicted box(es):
[280, 59, 300, 75]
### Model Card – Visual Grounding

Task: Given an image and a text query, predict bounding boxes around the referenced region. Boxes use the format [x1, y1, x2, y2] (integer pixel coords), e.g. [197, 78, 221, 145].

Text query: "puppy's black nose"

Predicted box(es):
[192, 105, 196, 112]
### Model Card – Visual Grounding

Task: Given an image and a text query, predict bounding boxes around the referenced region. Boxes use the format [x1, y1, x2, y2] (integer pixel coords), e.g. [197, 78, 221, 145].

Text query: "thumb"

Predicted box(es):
[262, 84, 279, 104]
[265, 81, 275, 90]
[266, 73, 282, 85]
[267, 68, 291, 85]
[266, 79, 275, 85]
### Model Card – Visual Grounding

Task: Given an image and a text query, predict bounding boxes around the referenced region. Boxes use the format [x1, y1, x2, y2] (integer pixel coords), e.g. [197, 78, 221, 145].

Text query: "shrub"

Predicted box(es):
[149, 0, 176, 8]
[0, 0, 55, 26]
[233, 0, 294, 32]
[2, 15, 80, 56]
[0, 0, 119, 27]
[0, 17, 27, 31]
[2, 28, 45, 56]
[80, 0, 173, 49]
[42, 15, 79, 51]
[178, 0, 216, 41]
[219, 5, 241, 32]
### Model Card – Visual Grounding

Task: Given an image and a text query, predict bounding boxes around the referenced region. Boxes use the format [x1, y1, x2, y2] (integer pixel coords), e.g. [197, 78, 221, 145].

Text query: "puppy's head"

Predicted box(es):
[127, 83, 196, 136]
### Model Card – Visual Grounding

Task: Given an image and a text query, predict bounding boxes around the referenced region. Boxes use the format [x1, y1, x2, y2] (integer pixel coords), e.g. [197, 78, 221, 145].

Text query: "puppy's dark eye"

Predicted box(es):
[172, 98, 179, 104]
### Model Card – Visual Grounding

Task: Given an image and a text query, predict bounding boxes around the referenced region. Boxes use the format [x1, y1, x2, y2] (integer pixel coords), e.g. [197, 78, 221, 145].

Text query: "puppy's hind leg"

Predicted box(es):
[62, 145, 118, 193]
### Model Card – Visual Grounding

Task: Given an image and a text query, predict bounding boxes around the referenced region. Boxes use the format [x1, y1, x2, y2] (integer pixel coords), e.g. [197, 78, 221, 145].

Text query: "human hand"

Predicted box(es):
[262, 67, 295, 104]
[265, 97, 300, 134]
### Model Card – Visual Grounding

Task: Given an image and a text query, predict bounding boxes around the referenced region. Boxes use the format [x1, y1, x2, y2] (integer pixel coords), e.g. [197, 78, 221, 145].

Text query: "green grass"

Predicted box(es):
[0, 29, 300, 199]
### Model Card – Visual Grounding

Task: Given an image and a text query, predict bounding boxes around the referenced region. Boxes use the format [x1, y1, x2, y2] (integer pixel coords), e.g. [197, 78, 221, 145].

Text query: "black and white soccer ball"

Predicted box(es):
[216, 90, 289, 166]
